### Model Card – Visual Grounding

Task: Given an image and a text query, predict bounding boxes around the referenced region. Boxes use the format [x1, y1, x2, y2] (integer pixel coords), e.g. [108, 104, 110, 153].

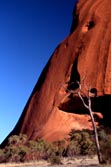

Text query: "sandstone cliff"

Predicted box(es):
[2, 0, 111, 146]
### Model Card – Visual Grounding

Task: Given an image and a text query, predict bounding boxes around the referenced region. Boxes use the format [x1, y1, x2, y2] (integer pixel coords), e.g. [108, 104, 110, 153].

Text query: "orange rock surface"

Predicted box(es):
[2, 0, 111, 146]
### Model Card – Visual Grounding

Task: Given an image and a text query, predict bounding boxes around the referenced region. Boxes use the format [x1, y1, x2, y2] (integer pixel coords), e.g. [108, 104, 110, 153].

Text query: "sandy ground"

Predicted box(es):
[0, 156, 99, 167]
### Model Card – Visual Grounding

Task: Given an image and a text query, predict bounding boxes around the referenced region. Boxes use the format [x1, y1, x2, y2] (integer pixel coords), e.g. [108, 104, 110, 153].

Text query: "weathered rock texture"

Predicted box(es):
[2, 0, 111, 146]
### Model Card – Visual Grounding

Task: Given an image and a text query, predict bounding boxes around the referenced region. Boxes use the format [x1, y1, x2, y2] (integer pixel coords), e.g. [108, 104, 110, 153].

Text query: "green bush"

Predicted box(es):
[3, 134, 29, 162]
[80, 132, 95, 155]
[52, 140, 66, 157]
[98, 129, 111, 164]
[7, 134, 27, 146]
[4, 144, 29, 162]
[0, 149, 4, 156]
[4, 129, 111, 164]
[27, 138, 57, 160]
[49, 155, 62, 165]
[67, 140, 81, 156]
[0, 149, 5, 163]
[69, 128, 111, 164]
[68, 130, 96, 156]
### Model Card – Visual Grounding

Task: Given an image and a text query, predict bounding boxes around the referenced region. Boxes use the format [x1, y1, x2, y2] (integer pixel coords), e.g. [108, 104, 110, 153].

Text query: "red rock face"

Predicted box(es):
[2, 0, 111, 146]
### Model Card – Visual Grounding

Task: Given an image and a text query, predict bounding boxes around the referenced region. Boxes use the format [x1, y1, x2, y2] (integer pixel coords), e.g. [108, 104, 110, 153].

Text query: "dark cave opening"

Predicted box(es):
[68, 57, 80, 90]
[87, 21, 95, 30]
[58, 94, 111, 127]
[93, 95, 111, 127]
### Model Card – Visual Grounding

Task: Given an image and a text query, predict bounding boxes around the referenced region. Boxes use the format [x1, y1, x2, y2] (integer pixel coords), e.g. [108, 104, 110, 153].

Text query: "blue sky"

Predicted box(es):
[0, 0, 77, 143]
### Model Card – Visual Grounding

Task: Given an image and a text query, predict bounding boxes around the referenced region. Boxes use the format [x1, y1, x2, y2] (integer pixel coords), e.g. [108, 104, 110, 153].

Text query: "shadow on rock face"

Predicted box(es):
[58, 94, 111, 127]
[93, 95, 111, 127]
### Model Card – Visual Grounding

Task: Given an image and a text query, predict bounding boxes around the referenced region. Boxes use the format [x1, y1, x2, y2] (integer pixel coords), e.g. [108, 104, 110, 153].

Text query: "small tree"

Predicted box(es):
[64, 80, 103, 164]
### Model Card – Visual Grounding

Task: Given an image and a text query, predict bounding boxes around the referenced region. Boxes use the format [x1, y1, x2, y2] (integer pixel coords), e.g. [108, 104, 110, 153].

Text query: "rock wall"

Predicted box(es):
[2, 0, 111, 146]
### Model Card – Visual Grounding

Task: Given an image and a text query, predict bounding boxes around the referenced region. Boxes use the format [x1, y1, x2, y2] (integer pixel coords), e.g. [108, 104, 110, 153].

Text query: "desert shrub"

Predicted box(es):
[67, 132, 82, 156]
[98, 128, 111, 164]
[4, 145, 20, 162]
[6, 145, 29, 162]
[67, 140, 81, 157]
[29, 138, 50, 153]
[0, 149, 6, 163]
[49, 155, 62, 165]
[52, 140, 66, 157]
[27, 138, 57, 160]
[0, 149, 4, 157]
[68, 128, 111, 164]
[5, 145, 17, 157]
[4, 135, 59, 162]
[18, 145, 29, 162]
[67, 130, 96, 157]
[100, 139, 111, 164]
[7, 134, 27, 146]
[8, 135, 20, 145]
[80, 131, 95, 155]
[28, 139, 66, 160]
[70, 131, 82, 141]
[4, 134, 29, 162]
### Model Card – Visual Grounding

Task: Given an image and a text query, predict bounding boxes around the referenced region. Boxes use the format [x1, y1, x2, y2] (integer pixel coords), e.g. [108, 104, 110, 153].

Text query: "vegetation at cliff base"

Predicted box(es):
[0, 128, 111, 164]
